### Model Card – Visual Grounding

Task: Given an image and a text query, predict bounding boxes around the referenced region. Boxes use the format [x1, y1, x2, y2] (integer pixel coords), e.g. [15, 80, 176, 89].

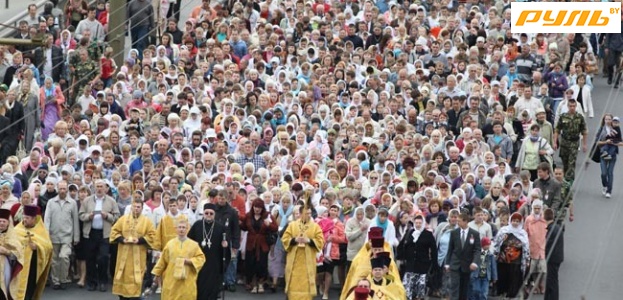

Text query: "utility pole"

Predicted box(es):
[108, 0, 126, 68]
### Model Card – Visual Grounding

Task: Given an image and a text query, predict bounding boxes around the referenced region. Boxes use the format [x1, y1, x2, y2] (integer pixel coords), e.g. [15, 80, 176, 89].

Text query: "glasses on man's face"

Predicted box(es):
[205, 212, 214, 216]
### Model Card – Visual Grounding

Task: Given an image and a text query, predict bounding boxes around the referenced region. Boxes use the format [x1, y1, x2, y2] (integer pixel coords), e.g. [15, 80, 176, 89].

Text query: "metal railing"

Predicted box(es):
[0, 0, 50, 37]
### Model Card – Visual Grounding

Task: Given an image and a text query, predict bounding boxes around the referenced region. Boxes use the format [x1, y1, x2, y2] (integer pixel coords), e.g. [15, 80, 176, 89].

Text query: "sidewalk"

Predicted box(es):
[0, 0, 49, 37]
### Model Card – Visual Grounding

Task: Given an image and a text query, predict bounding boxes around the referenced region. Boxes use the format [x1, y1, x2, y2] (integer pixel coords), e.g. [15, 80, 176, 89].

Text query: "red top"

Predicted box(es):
[98, 11, 108, 26]
[100, 57, 115, 79]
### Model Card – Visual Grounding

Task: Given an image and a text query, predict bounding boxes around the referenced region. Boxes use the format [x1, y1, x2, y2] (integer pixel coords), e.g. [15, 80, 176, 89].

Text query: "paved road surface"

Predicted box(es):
[1, 2, 620, 297]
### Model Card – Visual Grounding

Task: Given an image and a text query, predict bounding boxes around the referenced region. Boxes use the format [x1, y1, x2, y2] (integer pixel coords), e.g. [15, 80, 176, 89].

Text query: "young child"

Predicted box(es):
[100, 47, 117, 88]
[601, 116, 622, 160]
[468, 207, 493, 240]
[470, 237, 498, 300]
[123, 107, 144, 137]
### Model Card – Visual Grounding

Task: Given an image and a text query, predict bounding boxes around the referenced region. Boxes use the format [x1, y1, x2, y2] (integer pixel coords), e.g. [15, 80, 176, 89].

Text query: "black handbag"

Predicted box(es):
[589, 127, 603, 163]
[590, 141, 601, 163]
[266, 232, 278, 246]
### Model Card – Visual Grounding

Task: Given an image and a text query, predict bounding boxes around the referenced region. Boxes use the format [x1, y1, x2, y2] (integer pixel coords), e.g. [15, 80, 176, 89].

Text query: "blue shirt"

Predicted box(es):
[230, 39, 248, 58]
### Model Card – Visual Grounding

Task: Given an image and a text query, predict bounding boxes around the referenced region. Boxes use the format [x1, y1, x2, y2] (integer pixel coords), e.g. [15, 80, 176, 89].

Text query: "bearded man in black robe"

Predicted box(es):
[188, 203, 230, 300]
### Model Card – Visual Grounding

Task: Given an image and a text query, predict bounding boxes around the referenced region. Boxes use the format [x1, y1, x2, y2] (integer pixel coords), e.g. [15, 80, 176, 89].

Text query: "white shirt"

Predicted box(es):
[92, 198, 104, 229]
[514, 97, 544, 120]
[43, 48, 52, 77]
[461, 228, 468, 243]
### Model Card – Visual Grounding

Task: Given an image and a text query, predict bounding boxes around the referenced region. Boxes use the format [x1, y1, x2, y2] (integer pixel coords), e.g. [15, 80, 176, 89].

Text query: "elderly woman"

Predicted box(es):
[344, 206, 370, 273]
[47, 138, 65, 166]
[0, 180, 18, 209]
[0, 162, 22, 198]
[39, 77, 65, 140]
[10, 190, 33, 225]
[493, 212, 530, 299]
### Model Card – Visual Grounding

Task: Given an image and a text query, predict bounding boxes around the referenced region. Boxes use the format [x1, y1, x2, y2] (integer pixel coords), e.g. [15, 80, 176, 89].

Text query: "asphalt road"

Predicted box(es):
[557, 75, 623, 300]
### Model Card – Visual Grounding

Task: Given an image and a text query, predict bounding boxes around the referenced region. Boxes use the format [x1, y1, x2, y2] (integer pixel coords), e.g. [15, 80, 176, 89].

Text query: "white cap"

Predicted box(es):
[206, 129, 217, 138]
[190, 106, 201, 115]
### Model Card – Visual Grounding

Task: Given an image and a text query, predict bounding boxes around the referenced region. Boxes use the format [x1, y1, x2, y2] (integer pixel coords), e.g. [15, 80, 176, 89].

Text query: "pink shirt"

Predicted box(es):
[524, 215, 548, 259]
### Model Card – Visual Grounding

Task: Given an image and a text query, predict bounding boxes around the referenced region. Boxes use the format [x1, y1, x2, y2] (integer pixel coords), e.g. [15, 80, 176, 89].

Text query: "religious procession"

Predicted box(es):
[0, 0, 620, 298]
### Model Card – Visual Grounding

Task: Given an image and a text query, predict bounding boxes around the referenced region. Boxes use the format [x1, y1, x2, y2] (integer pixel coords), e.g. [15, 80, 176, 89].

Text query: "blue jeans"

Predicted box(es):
[130, 25, 149, 58]
[470, 277, 490, 300]
[601, 144, 618, 157]
[224, 251, 237, 285]
[102, 77, 113, 88]
[551, 98, 563, 116]
[600, 155, 617, 193]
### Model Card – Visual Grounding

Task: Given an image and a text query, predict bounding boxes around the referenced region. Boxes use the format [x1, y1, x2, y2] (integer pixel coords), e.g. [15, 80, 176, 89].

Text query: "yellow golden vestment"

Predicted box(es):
[110, 214, 156, 298]
[281, 219, 324, 300]
[154, 214, 188, 251]
[152, 237, 205, 300]
[13, 217, 52, 300]
[340, 242, 404, 300]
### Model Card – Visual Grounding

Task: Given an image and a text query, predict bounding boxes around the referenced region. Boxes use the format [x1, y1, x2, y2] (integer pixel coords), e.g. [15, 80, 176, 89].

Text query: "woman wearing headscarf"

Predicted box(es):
[308, 130, 331, 159]
[10, 190, 32, 225]
[367, 207, 398, 247]
[344, 206, 370, 273]
[0, 180, 18, 209]
[155, 45, 172, 68]
[493, 212, 530, 299]
[398, 214, 437, 300]
[39, 176, 58, 216]
[299, 165, 317, 187]
[394, 210, 412, 276]
[267, 193, 294, 292]
[55, 29, 77, 55]
[460, 183, 481, 214]
[240, 198, 278, 293]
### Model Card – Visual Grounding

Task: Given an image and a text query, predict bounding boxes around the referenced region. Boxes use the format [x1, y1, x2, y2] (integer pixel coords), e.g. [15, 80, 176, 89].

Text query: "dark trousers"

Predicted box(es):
[119, 297, 140, 300]
[607, 50, 623, 78]
[130, 25, 149, 58]
[545, 262, 560, 300]
[167, 0, 181, 22]
[449, 270, 471, 300]
[86, 229, 110, 285]
[142, 253, 155, 290]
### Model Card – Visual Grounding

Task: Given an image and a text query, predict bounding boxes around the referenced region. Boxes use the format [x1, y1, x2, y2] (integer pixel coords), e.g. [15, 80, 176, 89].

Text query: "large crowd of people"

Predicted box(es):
[0, 0, 621, 299]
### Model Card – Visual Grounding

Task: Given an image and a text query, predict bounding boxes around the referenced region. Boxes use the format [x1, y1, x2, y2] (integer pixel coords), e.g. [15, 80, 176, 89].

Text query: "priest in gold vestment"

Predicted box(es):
[154, 200, 188, 251]
[281, 205, 324, 300]
[0, 209, 23, 300]
[152, 219, 205, 300]
[13, 205, 52, 300]
[110, 200, 156, 299]
[340, 227, 404, 300]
